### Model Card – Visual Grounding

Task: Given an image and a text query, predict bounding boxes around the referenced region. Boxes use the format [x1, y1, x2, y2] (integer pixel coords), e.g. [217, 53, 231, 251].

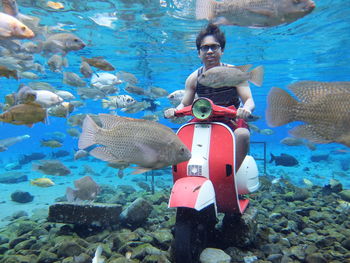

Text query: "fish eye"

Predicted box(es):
[21, 26, 26, 31]
[74, 38, 79, 42]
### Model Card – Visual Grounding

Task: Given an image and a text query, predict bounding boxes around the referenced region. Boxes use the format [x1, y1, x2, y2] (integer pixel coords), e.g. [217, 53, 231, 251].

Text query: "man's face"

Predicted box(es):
[198, 35, 223, 68]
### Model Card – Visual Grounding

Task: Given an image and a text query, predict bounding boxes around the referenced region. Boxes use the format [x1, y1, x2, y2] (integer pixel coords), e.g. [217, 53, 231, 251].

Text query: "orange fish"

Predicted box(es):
[0, 12, 34, 39]
[46, 1, 64, 10]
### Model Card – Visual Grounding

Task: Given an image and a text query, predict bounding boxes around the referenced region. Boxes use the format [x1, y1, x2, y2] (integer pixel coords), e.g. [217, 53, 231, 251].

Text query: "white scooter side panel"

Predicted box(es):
[236, 155, 260, 195]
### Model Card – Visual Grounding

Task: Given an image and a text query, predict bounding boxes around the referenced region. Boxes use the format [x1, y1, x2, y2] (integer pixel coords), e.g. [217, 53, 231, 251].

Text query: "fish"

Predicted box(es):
[41, 33, 86, 55]
[0, 102, 47, 126]
[18, 71, 39, 80]
[92, 245, 104, 263]
[65, 176, 100, 202]
[90, 72, 122, 89]
[302, 178, 313, 188]
[32, 159, 70, 176]
[125, 83, 148, 95]
[67, 128, 80, 137]
[195, 0, 316, 28]
[266, 81, 350, 147]
[78, 114, 191, 174]
[34, 90, 64, 108]
[46, 1, 64, 9]
[79, 61, 93, 78]
[19, 152, 46, 165]
[51, 150, 70, 158]
[55, 90, 75, 100]
[149, 86, 168, 98]
[40, 139, 62, 148]
[116, 71, 138, 84]
[259, 128, 274, 135]
[0, 65, 18, 79]
[48, 102, 74, 118]
[280, 136, 316, 150]
[0, 134, 30, 152]
[121, 100, 151, 114]
[30, 177, 55, 187]
[63, 72, 86, 87]
[47, 54, 68, 73]
[167, 89, 186, 106]
[101, 95, 136, 110]
[82, 56, 115, 71]
[269, 153, 298, 166]
[74, 149, 88, 160]
[0, 12, 35, 39]
[198, 65, 264, 88]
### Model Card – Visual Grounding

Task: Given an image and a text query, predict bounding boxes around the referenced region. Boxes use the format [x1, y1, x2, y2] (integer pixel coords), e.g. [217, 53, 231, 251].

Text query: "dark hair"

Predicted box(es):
[196, 23, 226, 51]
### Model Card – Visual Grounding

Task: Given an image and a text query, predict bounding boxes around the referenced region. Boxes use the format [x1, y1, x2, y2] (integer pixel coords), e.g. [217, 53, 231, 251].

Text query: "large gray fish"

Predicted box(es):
[266, 81, 350, 147]
[41, 33, 86, 55]
[0, 134, 30, 152]
[198, 65, 264, 88]
[78, 114, 191, 174]
[196, 0, 316, 27]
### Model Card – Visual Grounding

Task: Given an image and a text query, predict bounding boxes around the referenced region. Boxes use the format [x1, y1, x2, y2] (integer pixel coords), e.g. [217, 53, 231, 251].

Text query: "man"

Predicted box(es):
[164, 23, 255, 171]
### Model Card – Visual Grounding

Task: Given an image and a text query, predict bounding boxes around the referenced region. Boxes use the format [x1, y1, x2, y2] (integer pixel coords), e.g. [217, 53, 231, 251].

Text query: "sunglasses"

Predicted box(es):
[200, 44, 221, 52]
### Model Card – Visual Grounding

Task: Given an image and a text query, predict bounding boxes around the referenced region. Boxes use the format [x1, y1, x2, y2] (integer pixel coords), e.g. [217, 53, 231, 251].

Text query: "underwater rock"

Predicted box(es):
[10, 190, 34, 203]
[119, 197, 153, 228]
[219, 207, 258, 248]
[48, 202, 122, 226]
[338, 190, 350, 202]
[199, 248, 231, 263]
[0, 171, 27, 184]
[305, 253, 327, 263]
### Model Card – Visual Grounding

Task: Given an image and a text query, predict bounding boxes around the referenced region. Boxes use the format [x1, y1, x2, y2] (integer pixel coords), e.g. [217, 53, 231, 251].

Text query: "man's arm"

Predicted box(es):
[236, 81, 255, 119]
[164, 71, 197, 118]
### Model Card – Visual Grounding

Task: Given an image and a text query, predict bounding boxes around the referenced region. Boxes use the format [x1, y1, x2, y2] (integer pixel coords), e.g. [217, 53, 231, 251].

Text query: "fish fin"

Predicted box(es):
[234, 64, 252, 72]
[195, 0, 216, 20]
[78, 115, 99, 149]
[290, 124, 332, 144]
[249, 66, 264, 87]
[65, 187, 76, 202]
[101, 99, 109, 109]
[0, 28, 13, 37]
[246, 7, 275, 17]
[131, 167, 153, 175]
[265, 87, 297, 127]
[98, 114, 122, 129]
[89, 146, 116, 162]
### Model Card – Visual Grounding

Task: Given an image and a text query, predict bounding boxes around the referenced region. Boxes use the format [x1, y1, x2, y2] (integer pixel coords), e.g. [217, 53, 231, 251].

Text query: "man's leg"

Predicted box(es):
[234, 127, 250, 172]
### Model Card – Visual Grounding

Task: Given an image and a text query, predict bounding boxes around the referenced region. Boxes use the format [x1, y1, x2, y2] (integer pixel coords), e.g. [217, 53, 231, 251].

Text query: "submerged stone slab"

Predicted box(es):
[48, 202, 122, 226]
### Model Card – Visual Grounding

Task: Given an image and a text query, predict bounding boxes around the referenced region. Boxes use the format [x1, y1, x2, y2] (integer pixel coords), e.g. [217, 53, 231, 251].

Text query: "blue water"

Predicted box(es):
[0, 0, 349, 225]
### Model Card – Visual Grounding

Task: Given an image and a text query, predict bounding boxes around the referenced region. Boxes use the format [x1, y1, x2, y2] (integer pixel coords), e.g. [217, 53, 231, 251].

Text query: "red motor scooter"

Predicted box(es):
[168, 98, 260, 263]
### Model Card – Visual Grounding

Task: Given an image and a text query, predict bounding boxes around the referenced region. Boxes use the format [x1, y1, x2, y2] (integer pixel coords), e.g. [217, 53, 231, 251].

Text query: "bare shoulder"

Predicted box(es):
[185, 70, 199, 90]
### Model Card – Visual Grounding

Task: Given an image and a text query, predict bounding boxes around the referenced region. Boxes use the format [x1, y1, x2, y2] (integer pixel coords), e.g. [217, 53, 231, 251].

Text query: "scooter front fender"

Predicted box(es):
[168, 177, 216, 211]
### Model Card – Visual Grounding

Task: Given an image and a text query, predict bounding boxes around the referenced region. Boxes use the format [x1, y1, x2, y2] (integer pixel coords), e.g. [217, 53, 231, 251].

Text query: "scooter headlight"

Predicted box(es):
[192, 98, 212, 120]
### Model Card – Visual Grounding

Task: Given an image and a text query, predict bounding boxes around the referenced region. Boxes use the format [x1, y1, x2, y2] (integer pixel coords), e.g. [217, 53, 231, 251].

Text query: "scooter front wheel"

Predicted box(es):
[174, 205, 216, 263]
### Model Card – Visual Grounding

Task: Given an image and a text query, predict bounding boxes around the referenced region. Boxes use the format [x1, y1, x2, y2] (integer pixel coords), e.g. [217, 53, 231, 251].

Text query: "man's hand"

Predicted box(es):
[164, 108, 177, 119]
[236, 107, 252, 120]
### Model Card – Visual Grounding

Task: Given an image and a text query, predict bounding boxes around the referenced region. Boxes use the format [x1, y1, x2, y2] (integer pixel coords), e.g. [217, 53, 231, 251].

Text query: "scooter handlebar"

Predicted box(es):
[174, 99, 237, 119]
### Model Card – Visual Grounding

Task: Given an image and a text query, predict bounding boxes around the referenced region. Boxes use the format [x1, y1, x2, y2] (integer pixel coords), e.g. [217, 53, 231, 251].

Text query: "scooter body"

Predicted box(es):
[168, 98, 259, 262]
[169, 121, 259, 214]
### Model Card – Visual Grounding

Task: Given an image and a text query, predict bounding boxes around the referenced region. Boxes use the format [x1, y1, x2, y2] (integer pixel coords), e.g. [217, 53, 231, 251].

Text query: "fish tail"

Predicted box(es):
[195, 0, 216, 20]
[249, 66, 264, 87]
[269, 153, 275, 163]
[266, 87, 297, 127]
[78, 115, 98, 149]
[101, 99, 109, 109]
